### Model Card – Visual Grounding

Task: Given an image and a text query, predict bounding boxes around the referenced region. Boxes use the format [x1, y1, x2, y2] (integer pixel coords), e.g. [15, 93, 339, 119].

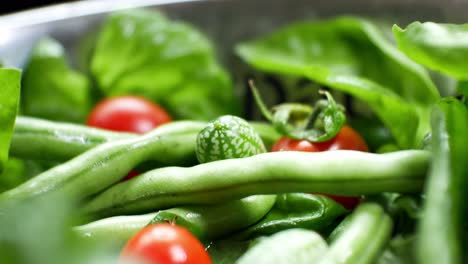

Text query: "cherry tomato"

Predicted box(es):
[121, 223, 211, 264]
[121, 170, 140, 181]
[271, 125, 368, 209]
[87, 96, 171, 181]
[87, 95, 172, 134]
[314, 193, 362, 209]
[271, 126, 369, 152]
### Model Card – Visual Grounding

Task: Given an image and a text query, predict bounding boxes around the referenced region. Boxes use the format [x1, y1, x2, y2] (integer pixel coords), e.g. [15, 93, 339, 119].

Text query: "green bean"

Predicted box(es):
[75, 195, 276, 247]
[0, 121, 205, 204]
[149, 195, 276, 242]
[236, 229, 329, 264]
[230, 193, 347, 240]
[319, 203, 393, 264]
[74, 212, 157, 245]
[417, 98, 468, 264]
[10, 117, 280, 161]
[82, 150, 430, 218]
[10, 116, 135, 161]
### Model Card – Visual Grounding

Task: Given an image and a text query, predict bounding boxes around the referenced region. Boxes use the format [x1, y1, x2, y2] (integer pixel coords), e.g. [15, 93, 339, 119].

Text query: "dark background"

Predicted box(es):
[0, 0, 75, 15]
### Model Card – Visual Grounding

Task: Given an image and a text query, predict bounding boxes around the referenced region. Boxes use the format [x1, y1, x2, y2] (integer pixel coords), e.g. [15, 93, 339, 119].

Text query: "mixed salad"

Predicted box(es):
[0, 7, 467, 264]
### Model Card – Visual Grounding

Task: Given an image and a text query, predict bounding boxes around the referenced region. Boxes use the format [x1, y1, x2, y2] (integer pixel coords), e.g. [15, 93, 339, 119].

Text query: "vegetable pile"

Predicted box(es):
[0, 8, 467, 264]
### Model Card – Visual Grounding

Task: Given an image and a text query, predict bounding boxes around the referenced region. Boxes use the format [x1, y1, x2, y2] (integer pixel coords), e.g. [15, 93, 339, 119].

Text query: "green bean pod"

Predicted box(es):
[75, 195, 276, 247]
[319, 203, 393, 264]
[10, 117, 280, 161]
[231, 193, 347, 240]
[236, 229, 329, 264]
[74, 212, 157, 245]
[0, 121, 205, 204]
[10, 116, 135, 161]
[417, 98, 468, 264]
[149, 195, 276, 242]
[82, 150, 430, 218]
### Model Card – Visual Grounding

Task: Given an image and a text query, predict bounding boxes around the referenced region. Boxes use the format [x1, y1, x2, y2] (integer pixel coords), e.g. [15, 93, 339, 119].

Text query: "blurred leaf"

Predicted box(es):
[91, 9, 240, 120]
[22, 38, 91, 123]
[0, 193, 118, 264]
[237, 17, 440, 148]
[377, 235, 416, 264]
[457, 80, 468, 108]
[207, 240, 251, 264]
[0, 158, 28, 193]
[393, 22, 468, 80]
[0, 68, 21, 173]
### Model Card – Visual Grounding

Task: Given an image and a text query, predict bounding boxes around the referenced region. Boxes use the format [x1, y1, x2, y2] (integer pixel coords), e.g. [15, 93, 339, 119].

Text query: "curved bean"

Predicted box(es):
[10, 117, 280, 161]
[82, 150, 430, 218]
[10, 116, 135, 161]
[149, 195, 276, 242]
[74, 212, 157, 245]
[0, 121, 205, 204]
[231, 193, 346, 240]
[236, 229, 328, 264]
[319, 203, 392, 264]
[417, 98, 468, 264]
[75, 195, 276, 247]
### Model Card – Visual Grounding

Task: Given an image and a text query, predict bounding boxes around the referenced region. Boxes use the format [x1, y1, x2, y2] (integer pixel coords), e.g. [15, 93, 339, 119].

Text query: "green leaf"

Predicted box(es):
[251, 81, 346, 142]
[91, 9, 240, 120]
[22, 38, 91, 123]
[393, 22, 468, 80]
[0, 68, 21, 173]
[236, 17, 439, 148]
[0, 194, 118, 264]
[0, 158, 28, 193]
[457, 80, 468, 108]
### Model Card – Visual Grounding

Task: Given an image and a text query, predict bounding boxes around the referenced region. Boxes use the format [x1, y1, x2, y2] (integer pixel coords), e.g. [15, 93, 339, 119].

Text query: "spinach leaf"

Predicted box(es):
[91, 9, 240, 120]
[0, 68, 21, 173]
[237, 17, 439, 149]
[393, 22, 468, 80]
[22, 38, 91, 123]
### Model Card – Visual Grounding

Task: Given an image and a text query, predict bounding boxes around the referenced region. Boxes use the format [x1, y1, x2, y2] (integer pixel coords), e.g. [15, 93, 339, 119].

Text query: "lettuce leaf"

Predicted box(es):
[394, 22, 468, 107]
[237, 17, 440, 149]
[393, 22, 468, 80]
[22, 38, 91, 123]
[91, 9, 240, 120]
[0, 68, 21, 173]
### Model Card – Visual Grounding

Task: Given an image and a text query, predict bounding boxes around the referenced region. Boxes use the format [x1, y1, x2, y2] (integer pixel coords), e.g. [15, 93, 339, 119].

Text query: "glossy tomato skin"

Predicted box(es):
[121, 224, 211, 264]
[121, 170, 140, 181]
[87, 95, 172, 134]
[271, 126, 369, 152]
[271, 125, 368, 209]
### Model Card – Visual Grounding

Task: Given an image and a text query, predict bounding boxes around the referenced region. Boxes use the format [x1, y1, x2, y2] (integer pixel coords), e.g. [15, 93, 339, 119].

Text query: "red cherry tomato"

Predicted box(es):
[271, 125, 368, 209]
[87, 95, 172, 134]
[121, 223, 212, 264]
[121, 170, 141, 182]
[271, 126, 369, 152]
